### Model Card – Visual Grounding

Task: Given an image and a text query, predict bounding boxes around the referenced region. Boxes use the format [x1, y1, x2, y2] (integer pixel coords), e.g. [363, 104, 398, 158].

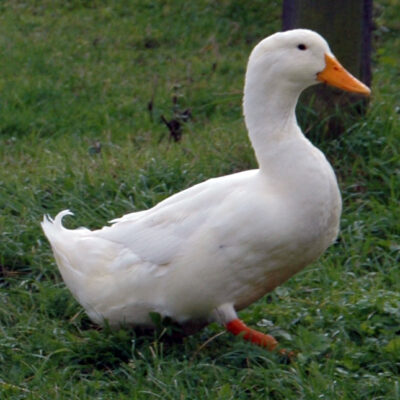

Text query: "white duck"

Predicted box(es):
[42, 29, 370, 352]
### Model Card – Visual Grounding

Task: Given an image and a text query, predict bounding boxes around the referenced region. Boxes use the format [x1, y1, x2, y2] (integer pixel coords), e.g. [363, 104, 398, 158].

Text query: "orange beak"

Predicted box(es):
[317, 54, 371, 96]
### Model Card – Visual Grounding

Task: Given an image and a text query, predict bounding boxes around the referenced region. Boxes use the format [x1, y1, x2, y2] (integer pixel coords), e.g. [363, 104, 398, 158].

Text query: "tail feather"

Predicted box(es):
[41, 210, 150, 327]
[41, 210, 92, 301]
[52, 209, 74, 226]
[41, 209, 74, 240]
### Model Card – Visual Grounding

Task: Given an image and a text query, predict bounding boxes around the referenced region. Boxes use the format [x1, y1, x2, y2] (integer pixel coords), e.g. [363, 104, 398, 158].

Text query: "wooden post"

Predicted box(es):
[282, 0, 372, 136]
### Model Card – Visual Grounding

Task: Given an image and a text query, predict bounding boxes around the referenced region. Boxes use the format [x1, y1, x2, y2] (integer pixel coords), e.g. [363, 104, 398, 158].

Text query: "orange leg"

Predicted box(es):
[226, 319, 295, 358]
[225, 318, 278, 351]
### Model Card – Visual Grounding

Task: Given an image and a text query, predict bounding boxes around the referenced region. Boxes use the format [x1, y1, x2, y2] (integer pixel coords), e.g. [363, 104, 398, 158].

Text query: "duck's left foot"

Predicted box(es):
[226, 318, 294, 358]
[226, 318, 277, 350]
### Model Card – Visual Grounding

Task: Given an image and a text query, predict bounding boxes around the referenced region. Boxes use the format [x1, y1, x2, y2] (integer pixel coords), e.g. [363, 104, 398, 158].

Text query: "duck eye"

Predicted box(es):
[297, 44, 307, 51]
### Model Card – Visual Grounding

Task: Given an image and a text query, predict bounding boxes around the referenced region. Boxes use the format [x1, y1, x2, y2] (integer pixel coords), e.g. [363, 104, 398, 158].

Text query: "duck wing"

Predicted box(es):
[93, 170, 258, 267]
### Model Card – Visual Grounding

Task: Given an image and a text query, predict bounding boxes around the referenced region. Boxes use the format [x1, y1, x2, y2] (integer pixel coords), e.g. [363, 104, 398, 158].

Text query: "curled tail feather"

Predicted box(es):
[41, 209, 74, 239]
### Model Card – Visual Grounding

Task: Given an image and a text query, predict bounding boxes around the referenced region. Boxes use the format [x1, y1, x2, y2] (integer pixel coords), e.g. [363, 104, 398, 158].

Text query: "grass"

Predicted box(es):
[0, 0, 399, 398]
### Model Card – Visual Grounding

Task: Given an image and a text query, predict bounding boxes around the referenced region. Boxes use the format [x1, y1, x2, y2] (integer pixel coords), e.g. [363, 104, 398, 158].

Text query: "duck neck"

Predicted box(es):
[243, 76, 303, 171]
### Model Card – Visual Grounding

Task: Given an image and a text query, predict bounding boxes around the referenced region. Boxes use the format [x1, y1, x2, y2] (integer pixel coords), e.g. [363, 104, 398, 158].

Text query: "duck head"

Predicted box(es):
[243, 29, 371, 168]
[245, 29, 370, 97]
